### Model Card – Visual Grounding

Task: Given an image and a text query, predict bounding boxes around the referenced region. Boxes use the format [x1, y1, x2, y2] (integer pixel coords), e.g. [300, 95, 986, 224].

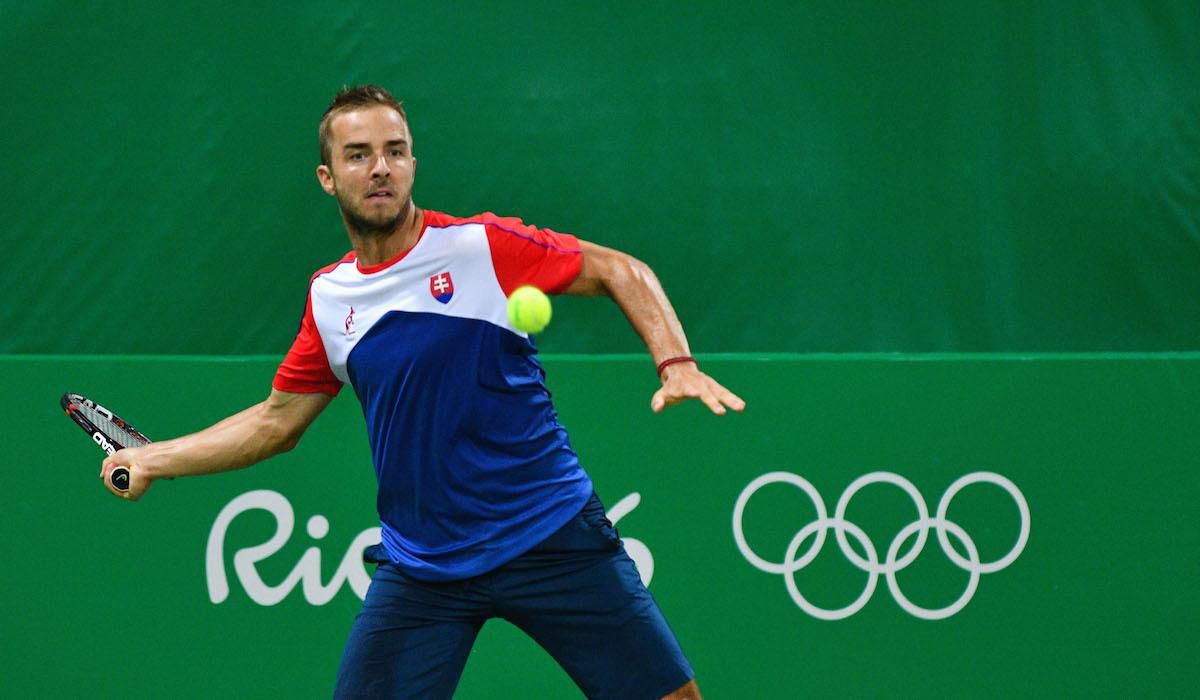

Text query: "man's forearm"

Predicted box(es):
[569, 242, 692, 364]
[137, 400, 303, 480]
[565, 239, 744, 415]
[609, 255, 692, 364]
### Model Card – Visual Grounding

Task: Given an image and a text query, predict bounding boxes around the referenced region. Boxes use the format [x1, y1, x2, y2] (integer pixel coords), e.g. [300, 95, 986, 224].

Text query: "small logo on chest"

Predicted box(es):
[344, 306, 356, 337]
[430, 271, 455, 304]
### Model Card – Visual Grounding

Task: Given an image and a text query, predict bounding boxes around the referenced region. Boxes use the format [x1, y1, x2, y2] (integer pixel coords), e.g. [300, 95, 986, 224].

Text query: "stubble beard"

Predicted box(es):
[338, 191, 412, 238]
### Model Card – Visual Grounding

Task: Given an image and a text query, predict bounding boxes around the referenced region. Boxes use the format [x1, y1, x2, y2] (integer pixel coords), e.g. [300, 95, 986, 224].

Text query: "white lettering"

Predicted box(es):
[206, 490, 657, 605]
[608, 492, 654, 587]
[92, 431, 116, 455]
[206, 490, 379, 606]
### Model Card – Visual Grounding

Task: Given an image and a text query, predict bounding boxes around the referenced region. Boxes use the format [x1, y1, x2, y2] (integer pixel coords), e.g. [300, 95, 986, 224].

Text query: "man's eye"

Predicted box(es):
[349, 153, 366, 161]
[391, 150, 405, 158]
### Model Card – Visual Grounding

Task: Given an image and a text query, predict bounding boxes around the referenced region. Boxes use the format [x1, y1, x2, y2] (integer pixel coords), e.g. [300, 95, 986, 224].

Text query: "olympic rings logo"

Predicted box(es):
[733, 471, 1030, 620]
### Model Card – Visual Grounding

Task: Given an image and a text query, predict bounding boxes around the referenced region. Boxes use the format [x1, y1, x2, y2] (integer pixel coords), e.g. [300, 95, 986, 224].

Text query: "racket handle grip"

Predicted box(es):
[110, 466, 131, 492]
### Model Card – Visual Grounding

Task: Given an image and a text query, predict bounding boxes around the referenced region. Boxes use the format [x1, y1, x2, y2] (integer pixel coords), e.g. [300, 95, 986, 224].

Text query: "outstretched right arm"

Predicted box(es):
[99, 389, 333, 500]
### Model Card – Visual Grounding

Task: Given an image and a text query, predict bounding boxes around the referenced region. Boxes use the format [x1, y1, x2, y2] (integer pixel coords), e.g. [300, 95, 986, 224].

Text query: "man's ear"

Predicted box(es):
[316, 164, 336, 196]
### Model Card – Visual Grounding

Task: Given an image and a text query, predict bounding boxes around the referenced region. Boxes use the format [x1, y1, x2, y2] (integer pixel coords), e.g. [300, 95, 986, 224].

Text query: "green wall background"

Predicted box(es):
[3, 2, 1198, 354]
[2, 355, 1198, 697]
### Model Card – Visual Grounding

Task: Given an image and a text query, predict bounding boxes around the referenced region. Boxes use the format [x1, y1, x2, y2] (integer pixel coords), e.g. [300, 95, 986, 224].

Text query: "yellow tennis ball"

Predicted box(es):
[507, 285, 552, 333]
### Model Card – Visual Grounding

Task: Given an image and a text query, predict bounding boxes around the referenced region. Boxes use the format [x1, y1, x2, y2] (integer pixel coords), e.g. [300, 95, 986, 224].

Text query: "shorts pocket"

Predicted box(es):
[575, 493, 621, 550]
[533, 494, 621, 554]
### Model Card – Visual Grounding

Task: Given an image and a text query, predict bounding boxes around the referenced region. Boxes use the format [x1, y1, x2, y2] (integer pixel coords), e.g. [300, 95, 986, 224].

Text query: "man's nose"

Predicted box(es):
[370, 154, 391, 178]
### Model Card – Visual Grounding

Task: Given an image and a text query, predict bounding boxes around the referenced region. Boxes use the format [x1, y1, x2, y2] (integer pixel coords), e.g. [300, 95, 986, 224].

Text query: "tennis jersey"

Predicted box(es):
[273, 210, 593, 581]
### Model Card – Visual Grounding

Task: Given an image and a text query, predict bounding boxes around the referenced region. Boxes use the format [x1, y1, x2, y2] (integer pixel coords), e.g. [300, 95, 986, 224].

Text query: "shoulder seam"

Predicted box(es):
[310, 252, 357, 282]
[485, 220, 580, 255]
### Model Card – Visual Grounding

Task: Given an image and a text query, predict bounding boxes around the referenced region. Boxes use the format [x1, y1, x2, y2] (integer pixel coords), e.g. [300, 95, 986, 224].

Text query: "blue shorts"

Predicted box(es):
[334, 492, 694, 699]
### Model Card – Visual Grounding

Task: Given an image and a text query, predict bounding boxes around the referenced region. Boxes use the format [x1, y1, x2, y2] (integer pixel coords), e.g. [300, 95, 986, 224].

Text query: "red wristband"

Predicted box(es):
[656, 355, 698, 378]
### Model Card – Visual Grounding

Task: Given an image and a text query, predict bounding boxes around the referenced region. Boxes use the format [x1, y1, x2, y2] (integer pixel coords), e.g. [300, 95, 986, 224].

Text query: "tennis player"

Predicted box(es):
[101, 84, 743, 699]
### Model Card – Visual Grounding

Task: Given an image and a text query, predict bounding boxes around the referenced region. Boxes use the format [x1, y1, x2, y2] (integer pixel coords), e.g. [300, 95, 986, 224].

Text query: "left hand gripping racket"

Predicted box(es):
[61, 392, 152, 492]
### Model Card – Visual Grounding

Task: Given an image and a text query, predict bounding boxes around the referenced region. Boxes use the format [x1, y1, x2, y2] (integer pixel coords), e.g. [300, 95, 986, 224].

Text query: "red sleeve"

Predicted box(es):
[273, 293, 343, 396]
[479, 213, 584, 296]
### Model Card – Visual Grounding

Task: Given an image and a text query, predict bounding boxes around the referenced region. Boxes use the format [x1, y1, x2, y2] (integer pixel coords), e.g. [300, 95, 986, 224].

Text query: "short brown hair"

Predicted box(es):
[318, 84, 408, 166]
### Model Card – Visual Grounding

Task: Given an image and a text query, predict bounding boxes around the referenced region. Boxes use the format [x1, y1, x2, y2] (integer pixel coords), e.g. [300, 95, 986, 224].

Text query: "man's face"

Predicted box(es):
[316, 105, 416, 235]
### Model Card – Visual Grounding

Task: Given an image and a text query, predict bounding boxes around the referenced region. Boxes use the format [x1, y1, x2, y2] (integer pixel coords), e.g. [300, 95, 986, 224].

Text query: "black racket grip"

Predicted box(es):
[110, 466, 131, 492]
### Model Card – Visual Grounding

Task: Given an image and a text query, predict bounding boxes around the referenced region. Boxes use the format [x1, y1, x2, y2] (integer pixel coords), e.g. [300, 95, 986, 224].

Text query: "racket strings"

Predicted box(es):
[75, 405, 150, 449]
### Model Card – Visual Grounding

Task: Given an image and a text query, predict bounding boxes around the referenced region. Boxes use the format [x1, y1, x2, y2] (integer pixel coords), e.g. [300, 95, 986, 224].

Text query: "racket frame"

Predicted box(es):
[61, 392, 151, 491]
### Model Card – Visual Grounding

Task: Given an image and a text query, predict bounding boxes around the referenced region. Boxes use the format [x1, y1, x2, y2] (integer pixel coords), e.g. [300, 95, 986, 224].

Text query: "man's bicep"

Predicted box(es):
[265, 388, 334, 435]
[562, 240, 619, 297]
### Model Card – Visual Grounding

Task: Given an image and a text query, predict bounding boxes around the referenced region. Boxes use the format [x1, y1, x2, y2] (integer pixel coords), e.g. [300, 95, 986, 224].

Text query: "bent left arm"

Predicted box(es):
[563, 240, 745, 415]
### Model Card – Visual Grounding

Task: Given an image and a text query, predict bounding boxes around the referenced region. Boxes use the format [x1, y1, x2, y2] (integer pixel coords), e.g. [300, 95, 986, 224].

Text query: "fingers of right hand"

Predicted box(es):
[701, 392, 727, 415]
[720, 389, 746, 412]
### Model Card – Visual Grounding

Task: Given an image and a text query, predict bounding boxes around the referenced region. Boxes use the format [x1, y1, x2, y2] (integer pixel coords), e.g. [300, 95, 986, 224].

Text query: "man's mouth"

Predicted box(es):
[366, 189, 393, 199]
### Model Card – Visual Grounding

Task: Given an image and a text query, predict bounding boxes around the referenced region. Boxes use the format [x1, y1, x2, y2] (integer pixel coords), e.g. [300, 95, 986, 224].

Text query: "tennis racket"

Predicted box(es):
[61, 392, 152, 492]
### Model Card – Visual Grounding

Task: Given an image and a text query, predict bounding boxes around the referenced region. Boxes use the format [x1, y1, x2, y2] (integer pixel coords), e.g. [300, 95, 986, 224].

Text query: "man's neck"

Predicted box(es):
[348, 205, 424, 267]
